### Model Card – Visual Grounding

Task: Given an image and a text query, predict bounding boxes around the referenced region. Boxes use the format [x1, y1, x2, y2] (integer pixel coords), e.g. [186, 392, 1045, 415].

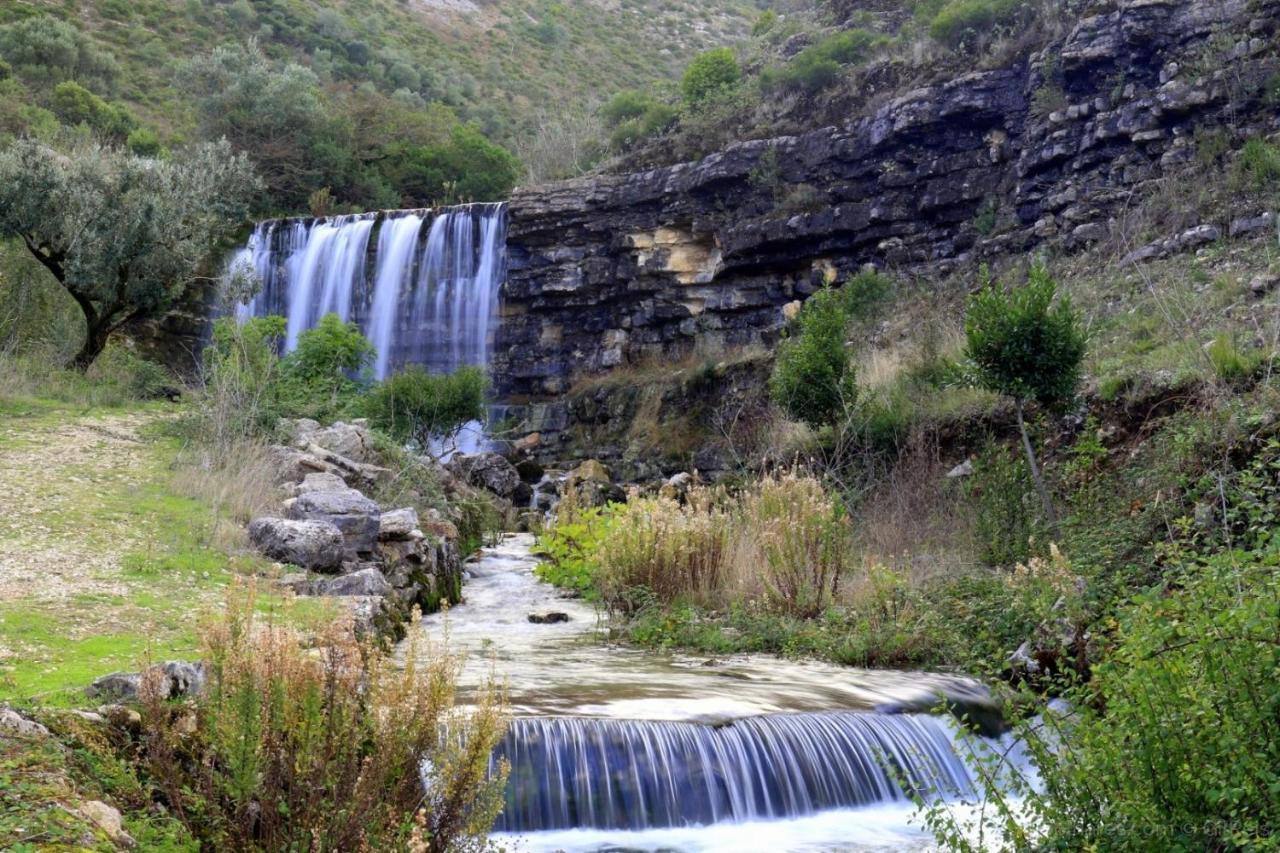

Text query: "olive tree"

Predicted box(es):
[964, 264, 1086, 530]
[0, 139, 258, 369]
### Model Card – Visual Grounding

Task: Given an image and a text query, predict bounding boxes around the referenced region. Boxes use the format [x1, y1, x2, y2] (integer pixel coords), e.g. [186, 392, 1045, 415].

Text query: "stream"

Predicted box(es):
[403, 533, 1008, 852]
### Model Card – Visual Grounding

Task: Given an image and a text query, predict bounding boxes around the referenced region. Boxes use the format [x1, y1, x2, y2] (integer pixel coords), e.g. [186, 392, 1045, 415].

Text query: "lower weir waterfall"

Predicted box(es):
[403, 535, 1023, 852]
[493, 712, 976, 832]
[228, 203, 507, 382]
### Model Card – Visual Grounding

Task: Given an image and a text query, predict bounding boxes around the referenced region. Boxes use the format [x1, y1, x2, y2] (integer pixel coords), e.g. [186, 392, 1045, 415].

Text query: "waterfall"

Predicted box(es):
[367, 213, 425, 379]
[492, 711, 978, 832]
[228, 203, 507, 384]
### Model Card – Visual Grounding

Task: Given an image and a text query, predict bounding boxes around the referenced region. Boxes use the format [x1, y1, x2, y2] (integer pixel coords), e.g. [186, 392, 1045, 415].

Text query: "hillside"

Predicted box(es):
[0, 0, 757, 212]
[2, 0, 755, 141]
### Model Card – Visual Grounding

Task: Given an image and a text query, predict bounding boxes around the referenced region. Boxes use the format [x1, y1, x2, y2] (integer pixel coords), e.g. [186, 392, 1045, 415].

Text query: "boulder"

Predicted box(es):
[566, 459, 625, 508]
[379, 507, 421, 540]
[87, 661, 207, 702]
[287, 489, 381, 557]
[528, 611, 571, 624]
[0, 706, 50, 737]
[306, 420, 379, 464]
[297, 472, 349, 494]
[79, 800, 135, 849]
[569, 459, 611, 484]
[447, 452, 522, 499]
[267, 444, 334, 485]
[312, 567, 393, 598]
[1250, 273, 1279, 297]
[659, 471, 693, 500]
[248, 518, 345, 571]
[515, 458, 545, 484]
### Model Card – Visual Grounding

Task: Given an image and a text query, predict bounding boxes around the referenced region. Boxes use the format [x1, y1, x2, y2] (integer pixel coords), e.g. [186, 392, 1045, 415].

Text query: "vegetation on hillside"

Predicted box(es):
[597, 0, 1092, 166]
[0, 0, 755, 206]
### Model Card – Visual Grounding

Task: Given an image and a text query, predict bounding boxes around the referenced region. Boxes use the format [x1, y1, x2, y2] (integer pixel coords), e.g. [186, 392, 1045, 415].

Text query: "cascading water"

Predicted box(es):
[406, 535, 1022, 852]
[494, 712, 976, 832]
[227, 203, 507, 384]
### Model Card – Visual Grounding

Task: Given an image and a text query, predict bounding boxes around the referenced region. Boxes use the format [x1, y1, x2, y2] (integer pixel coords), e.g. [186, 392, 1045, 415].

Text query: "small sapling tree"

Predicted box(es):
[365, 365, 489, 454]
[770, 285, 857, 429]
[963, 264, 1086, 531]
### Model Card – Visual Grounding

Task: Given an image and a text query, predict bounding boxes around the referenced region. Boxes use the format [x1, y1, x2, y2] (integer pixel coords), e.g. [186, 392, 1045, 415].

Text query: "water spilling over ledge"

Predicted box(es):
[493, 711, 975, 832]
[227, 203, 507, 381]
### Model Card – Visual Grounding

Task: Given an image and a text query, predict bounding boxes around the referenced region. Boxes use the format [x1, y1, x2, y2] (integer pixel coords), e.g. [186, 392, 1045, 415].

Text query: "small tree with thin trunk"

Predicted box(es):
[0, 139, 258, 369]
[964, 264, 1086, 533]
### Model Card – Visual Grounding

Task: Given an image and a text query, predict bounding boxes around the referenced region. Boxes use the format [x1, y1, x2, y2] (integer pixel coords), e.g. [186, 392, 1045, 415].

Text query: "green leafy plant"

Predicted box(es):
[278, 313, 375, 421]
[364, 365, 488, 452]
[761, 29, 883, 94]
[771, 287, 857, 428]
[922, 550, 1280, 851]
[929, 0, 1027, 51]
[681, 48, 740, 105]
[964, 265, 1086, 530]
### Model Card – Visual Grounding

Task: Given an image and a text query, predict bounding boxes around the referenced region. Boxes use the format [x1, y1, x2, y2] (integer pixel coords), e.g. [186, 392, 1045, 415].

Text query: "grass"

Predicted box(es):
[0, 397, 334, 707]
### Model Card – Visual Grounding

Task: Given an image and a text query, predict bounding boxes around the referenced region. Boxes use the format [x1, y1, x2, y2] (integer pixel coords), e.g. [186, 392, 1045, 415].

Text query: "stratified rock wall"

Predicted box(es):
[499, 0, 1280, 399]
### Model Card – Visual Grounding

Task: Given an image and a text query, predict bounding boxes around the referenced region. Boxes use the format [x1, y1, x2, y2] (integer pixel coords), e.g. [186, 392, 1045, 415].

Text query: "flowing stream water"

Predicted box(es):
[405, 535, 1010, 852]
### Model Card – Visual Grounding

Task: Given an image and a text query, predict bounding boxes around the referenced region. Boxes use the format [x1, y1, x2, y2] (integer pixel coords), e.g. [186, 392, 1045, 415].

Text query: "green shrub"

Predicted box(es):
[761, 29, 882, 94]
[924, 552, 1280, 850]
[278, 313, 374, 421]
[967, 446, 1045, 567]
[125, 127, 162, 157]
[49, 80, 136, 141]
[681, 47, 740, 105]
[534, 504, 613, 596]
[840, 268, 894, 326]
[602, 90, 678, 151]
[1238, 137, 1280, 188]
[770, 287, 856, 428]
[191, 315, 286, 448]
[1207, 332, 1264, 386]
[89, 344, 173, 399]
[929, 0, 1027, 50]
[364, 364, 488, 451]
[964, 264, 1086, 527]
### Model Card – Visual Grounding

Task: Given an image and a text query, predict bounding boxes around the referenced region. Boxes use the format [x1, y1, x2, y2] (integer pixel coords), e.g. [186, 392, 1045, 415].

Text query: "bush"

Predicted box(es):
[602, 91, 678, 152]
[191, 315, 286, 450]
[681, 48, 740, 105]
[364, 365, 488, 452]
[542, 473, 850, 619]
[278, 313, 374, 421]
[771, 287, 856, 428]
[125, 127, 162, 157]
[141, 582, 509, 851]
[967, 445, 1046, 567]
[762, 29, 883, 94]
[49, 80, 135, 141]
[924, 552, 1280, 850]
[929, 0, 1027, 50]
[1237, 137, 1280, 189]
[1207, 332, 1265, 386]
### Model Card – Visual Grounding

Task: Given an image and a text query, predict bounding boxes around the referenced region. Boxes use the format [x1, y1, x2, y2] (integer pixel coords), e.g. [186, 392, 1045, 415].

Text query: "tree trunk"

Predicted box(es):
[71, 319, 113, 372]
[1015, 399, 1060, 537]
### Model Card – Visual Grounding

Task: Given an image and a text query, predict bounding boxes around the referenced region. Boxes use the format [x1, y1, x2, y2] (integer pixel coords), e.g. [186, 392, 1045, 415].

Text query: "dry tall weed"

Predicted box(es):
[141, 582, 508, 852]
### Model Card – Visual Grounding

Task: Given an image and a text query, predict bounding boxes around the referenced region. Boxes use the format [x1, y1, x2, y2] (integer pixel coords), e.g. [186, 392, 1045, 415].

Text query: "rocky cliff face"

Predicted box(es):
[498, 0, 1280, 405]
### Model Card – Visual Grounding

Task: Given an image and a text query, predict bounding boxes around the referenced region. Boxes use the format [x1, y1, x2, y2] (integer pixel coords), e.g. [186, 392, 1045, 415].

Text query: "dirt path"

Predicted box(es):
[0, 410, 159, 605]
[0, 405, 282, 703]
